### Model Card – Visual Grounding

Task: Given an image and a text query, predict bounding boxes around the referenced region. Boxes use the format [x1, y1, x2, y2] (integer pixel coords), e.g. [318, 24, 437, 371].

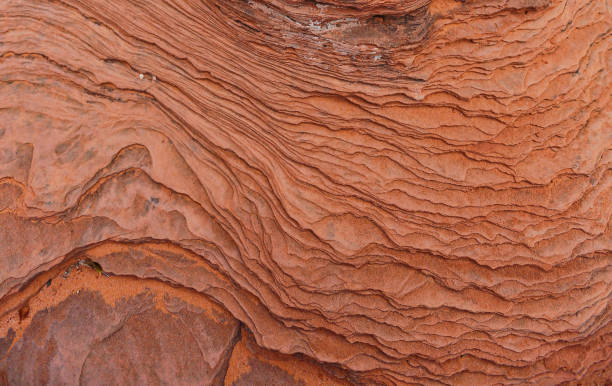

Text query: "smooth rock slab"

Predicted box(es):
[0, 270, 240, 386]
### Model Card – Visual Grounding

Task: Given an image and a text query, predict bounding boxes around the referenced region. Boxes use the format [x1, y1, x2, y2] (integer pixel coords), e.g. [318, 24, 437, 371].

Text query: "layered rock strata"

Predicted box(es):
[0, 0, 611, 384]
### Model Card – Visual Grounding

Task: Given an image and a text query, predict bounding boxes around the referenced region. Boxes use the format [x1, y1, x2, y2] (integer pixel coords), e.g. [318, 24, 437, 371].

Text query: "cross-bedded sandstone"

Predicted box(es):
[0, 0, 610, 384]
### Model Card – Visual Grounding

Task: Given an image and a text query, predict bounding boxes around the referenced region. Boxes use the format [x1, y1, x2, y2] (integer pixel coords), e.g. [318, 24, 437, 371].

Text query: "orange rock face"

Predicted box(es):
[0, 0, 611, 384]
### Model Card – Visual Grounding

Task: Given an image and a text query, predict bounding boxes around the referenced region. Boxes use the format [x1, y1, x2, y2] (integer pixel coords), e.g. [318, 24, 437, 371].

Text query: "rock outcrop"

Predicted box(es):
[0, 0, 610, 384]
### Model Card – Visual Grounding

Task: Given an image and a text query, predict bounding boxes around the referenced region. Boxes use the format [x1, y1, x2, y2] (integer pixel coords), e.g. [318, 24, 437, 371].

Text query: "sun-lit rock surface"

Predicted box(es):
[0, 0, 611, 384]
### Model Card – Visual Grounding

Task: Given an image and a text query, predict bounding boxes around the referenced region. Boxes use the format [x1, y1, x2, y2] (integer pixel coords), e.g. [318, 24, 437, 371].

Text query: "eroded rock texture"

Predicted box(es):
[0, 0, 611, 384]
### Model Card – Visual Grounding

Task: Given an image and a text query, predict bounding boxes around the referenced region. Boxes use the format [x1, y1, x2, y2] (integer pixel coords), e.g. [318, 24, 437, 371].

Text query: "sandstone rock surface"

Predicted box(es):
[0, 0, 611, 384]
[1, 270, 240, 385]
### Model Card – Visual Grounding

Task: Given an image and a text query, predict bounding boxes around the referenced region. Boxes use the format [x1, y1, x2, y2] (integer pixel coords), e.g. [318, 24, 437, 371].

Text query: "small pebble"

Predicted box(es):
[139, 73, 144, 80]
[152, 75, 156, 81]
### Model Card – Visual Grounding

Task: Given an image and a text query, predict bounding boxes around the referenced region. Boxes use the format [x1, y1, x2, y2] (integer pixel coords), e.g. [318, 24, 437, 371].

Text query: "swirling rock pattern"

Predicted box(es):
[0, 0, 611, 384]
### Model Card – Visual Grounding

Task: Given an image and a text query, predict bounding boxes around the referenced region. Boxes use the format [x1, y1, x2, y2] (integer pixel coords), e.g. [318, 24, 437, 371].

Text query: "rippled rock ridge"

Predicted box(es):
[0, 0, 611, 384]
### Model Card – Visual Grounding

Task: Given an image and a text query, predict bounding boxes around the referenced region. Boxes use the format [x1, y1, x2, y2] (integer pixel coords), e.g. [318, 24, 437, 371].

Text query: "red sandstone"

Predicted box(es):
[0, 0, 611, 384]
